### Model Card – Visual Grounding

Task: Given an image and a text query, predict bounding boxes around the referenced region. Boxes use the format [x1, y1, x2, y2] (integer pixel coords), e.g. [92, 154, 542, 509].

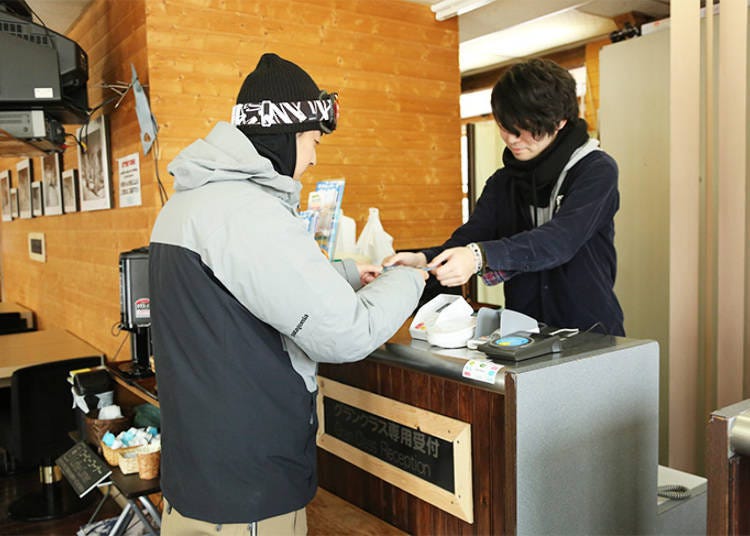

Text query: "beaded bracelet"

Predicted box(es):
[466, 242, 485, 275]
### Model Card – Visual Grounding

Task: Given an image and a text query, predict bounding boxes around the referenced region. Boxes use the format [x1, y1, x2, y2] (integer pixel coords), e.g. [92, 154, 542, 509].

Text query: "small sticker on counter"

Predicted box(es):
[462, 359, 503, 384]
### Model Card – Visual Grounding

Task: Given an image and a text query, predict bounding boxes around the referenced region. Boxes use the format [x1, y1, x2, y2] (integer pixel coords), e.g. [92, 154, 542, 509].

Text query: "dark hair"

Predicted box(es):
[490, 59, 579, 138]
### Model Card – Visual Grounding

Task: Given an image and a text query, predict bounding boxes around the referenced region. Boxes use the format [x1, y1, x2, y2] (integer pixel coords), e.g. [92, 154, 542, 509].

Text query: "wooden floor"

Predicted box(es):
[308, 488, 406, 536]
[0, 468, 405, 535]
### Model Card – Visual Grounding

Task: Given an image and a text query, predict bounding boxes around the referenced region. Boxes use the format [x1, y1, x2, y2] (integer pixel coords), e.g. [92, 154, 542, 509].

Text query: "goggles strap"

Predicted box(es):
[231, 94, 337, 131]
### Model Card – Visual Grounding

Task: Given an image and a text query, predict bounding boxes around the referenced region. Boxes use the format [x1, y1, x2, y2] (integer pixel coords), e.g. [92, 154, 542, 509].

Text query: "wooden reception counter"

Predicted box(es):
[317, 326, 659, 535]
[707, 398, 750, 534]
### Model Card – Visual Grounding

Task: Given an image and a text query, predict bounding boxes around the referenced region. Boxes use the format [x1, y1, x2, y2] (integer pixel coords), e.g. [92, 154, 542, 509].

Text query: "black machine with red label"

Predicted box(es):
[119, 247, 154, 378]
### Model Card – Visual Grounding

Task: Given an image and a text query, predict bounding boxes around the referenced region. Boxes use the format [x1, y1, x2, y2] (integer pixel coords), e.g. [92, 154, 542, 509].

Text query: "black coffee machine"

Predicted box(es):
[118, 247, 154, 378]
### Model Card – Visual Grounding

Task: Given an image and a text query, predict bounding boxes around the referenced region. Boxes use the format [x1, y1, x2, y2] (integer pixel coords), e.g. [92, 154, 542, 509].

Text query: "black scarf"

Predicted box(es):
[502, 118, 589, 209]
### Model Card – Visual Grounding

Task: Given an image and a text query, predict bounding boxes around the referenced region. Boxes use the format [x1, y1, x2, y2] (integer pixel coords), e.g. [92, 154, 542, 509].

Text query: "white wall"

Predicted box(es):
[600, 26, 672, 465]
[600, 6, 750, 472]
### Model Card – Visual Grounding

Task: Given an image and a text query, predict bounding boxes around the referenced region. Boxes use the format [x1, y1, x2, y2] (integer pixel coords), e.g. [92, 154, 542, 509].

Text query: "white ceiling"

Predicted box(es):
[409, 0, 669, 74]
[24, 0, 670, 75]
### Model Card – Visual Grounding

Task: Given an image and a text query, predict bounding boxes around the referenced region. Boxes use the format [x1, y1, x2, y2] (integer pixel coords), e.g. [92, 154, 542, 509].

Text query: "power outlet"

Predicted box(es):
[28, 232, 45, 262]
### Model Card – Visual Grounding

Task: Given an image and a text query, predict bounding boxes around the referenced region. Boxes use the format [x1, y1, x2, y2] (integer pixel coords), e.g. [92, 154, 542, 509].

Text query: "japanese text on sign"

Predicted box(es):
[323, 397, 455, 492]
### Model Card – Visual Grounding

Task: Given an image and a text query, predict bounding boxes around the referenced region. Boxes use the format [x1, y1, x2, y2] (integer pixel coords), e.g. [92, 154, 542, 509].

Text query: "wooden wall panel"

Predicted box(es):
[0, 0, 151, 358]
[584, 38, 609, 134]
[0, 0, 461, 357]
[144, 0, 462, 250]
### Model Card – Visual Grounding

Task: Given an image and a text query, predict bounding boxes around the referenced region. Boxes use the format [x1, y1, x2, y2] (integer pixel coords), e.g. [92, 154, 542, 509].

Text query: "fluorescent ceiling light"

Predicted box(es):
[431, 0, 496, 21]
[460, 9, 616, 73]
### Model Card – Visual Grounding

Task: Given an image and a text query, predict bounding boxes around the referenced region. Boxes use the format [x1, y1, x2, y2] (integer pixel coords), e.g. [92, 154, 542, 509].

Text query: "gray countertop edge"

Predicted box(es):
[367, 334, 656, 396]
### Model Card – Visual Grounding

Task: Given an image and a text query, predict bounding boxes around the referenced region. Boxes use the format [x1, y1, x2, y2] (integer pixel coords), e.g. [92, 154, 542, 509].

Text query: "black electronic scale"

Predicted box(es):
[478, 330, 562, 362]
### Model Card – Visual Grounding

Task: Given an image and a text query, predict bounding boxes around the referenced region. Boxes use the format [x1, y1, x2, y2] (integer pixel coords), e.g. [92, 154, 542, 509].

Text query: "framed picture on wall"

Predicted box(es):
[62, 169, 80, 213]
[40, 152, 63, 215]
[16, 158, 32, 219]
[31, 181, 43, 217]
[10, 188, 18, 219]
[77, 115, 112, 211]
[1, 170, 11, 222]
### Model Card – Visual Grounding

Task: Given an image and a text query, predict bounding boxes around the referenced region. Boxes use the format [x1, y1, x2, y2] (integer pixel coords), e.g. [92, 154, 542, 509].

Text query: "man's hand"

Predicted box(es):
[382, 251, 427, 269]
[356, 263, 383, 286]
[430, 247, 475, 287]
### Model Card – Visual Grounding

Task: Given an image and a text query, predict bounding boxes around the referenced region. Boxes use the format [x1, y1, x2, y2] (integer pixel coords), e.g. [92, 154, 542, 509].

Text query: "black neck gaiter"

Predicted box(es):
[246, 132, 297, 178]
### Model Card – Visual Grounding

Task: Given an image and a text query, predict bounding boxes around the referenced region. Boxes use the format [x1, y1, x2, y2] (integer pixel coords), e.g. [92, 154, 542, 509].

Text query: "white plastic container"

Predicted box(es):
[410, 294, 475, 348]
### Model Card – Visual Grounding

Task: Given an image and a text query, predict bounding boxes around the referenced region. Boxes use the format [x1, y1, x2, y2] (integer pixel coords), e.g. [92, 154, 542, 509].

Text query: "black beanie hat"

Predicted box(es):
[234, 53, 328, 135]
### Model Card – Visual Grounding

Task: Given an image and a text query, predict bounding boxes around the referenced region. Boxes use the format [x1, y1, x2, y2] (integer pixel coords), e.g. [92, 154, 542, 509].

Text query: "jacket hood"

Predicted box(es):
[167, 121, 301, 206]
[564, 137, 600, 172]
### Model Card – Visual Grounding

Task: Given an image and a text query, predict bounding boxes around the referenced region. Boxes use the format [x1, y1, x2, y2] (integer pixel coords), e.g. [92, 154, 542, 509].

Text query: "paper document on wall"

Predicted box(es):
[118, 153, 142, 207]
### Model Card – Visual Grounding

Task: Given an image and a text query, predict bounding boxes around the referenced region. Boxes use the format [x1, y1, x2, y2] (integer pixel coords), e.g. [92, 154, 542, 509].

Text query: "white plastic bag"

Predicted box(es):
[355, 208, 395, 265]
[333, 210, 357, 259]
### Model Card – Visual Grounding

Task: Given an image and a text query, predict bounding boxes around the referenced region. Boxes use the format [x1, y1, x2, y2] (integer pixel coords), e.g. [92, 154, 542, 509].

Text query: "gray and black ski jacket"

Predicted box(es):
[149, 121, 424, 524]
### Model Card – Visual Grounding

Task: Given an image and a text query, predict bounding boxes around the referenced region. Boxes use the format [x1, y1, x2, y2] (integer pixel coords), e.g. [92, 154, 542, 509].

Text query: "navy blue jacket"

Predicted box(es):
[424, 147, 624, 336]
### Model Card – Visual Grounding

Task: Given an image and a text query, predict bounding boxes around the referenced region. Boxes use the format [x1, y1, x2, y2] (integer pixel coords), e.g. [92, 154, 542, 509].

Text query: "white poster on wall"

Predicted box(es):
[118, 153, 142, 208]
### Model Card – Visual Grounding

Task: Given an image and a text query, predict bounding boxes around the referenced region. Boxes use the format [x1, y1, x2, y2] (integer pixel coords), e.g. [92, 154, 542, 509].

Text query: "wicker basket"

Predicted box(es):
[137, 444, 161, 480]
[85, 414, 131, 452]
[118, 450, 141, 475]
[100, 441, 140, 466]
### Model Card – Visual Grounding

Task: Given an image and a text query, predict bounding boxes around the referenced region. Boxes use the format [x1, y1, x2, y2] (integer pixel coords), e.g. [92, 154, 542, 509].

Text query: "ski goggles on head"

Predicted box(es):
[318, 90, 339, 134]
[231, 90, 339, 134]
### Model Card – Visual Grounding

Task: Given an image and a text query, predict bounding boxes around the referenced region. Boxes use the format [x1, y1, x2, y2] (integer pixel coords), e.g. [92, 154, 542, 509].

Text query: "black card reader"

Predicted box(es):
[477, 330, 561, 362]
